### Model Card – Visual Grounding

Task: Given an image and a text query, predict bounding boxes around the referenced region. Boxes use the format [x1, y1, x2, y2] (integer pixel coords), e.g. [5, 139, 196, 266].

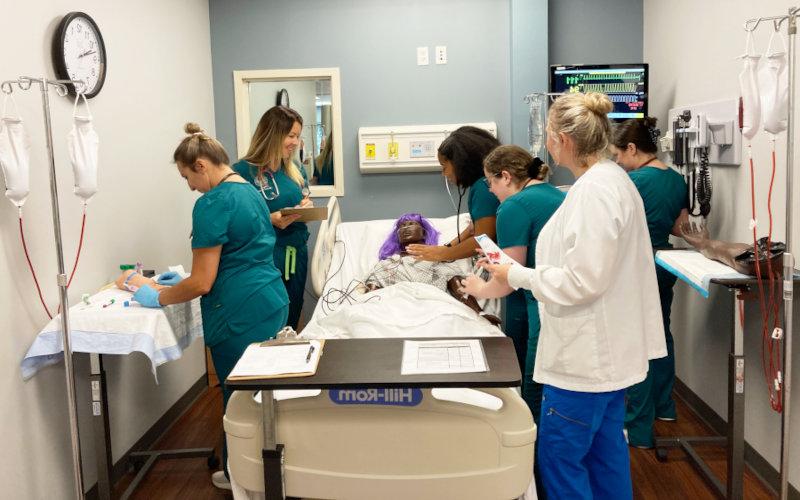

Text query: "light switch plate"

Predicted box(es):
[435, 46, 447, 64]
[417, 46, 429, 66]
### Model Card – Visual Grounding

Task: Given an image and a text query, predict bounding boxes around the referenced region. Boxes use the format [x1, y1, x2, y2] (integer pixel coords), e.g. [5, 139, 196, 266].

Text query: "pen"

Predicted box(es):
[102, 298, 116, 308]
[305, 345, 315, 363]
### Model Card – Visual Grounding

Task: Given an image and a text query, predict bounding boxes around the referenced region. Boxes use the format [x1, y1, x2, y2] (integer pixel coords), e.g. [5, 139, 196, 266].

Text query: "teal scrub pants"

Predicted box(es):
[273, 243, 308, 330]
[210, 305, 289, 476]
[624, 270, 677, 447]
[504, 289, 529, 375]
[522, 302, 543, 424]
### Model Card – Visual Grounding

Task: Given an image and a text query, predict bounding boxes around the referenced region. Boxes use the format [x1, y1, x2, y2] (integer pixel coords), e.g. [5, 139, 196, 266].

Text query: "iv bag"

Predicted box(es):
[528, 94, 545, 158]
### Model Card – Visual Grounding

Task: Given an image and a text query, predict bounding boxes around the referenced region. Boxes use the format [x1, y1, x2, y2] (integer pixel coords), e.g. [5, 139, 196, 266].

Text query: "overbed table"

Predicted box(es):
[225, 336, 522, 500]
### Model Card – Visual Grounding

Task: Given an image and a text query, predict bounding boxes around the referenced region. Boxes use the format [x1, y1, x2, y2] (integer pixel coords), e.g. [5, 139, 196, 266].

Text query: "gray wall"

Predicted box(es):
[0, 0, 211, 495]
[210, 0, 547, 222]
[547, 0, 644, 185]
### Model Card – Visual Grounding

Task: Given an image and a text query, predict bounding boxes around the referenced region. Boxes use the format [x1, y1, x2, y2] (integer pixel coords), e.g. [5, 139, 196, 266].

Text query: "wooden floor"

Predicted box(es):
[114, 379, 775, 499]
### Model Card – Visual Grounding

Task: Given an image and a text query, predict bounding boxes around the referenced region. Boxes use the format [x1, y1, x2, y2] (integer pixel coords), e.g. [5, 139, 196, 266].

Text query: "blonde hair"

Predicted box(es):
[243, 106, 304, 187]
[173, 123, 230, 168]
[484, 145, 549, 185]
[548, 92, 613, 166]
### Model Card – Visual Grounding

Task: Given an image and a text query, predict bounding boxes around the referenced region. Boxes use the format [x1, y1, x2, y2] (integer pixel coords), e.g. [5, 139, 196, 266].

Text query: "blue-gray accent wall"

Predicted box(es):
[547, 0, 644, 185]
[209, 0, 548, 221]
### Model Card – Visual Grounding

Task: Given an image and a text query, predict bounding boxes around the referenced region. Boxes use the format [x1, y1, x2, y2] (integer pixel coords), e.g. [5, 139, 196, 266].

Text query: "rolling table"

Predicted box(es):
[226, 336, 522, 500]
[655, 275, 799, 499]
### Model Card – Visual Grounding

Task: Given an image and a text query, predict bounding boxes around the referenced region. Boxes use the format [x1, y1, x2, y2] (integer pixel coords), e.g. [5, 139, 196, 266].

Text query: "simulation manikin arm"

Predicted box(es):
[679, 221, 752, 273]
[115, 269, 167, 292]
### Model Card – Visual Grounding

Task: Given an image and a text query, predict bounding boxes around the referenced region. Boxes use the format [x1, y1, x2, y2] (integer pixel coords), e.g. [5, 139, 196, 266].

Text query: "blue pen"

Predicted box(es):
[305, 345, 315, 363]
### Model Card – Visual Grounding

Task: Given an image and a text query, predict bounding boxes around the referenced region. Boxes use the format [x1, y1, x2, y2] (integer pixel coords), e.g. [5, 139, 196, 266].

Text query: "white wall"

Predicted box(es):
[0, 1, 212, 495]
[645, 0, 800, 488]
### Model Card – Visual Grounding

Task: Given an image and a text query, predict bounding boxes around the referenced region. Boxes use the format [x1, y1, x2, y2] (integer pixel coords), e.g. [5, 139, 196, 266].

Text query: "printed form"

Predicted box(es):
[401, 339, 488, 375]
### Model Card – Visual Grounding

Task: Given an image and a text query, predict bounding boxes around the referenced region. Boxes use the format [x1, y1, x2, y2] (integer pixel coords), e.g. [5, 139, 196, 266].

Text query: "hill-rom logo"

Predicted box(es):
[329, 388, 423, 406]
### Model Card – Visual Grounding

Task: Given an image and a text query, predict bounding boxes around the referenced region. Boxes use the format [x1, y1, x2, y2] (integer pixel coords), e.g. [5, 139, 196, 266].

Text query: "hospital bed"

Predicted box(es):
[225, 197, 536, 499]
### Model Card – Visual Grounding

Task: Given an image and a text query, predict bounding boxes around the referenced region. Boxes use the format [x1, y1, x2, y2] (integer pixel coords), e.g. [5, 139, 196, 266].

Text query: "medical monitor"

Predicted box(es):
[549, 63, 649, 121]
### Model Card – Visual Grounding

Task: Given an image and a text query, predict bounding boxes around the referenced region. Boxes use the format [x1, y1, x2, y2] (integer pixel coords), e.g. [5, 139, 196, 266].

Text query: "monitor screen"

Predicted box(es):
[549, 63, 648, 121]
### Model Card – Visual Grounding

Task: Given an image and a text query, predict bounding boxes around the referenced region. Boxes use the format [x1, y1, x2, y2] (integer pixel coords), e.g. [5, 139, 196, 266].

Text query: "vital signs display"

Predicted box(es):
[549, 63, 649, 121]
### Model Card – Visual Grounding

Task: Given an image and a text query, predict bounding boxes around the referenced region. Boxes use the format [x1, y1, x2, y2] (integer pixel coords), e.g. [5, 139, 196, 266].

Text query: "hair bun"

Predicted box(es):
[184, 122, 204, 135]
[584, 92, 613, 116]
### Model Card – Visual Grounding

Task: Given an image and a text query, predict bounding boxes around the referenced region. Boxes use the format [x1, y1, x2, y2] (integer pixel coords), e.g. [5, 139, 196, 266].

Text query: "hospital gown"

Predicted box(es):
[364, 254, 466, 291]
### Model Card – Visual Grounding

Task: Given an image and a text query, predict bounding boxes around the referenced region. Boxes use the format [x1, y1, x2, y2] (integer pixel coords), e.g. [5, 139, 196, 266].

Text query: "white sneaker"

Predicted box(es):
[657, 416, 677, 422]
[623, 428, 629, 443]
[212, 470, 232, 490]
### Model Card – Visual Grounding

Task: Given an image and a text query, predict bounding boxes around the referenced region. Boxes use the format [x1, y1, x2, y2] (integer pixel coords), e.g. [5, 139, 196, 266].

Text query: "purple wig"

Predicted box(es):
[378, 213, 440, 259]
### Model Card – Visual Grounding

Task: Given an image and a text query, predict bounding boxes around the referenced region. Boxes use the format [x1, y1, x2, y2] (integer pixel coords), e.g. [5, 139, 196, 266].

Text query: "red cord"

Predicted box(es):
[67, 209, 86, 288]
[19, 215, 53, 319]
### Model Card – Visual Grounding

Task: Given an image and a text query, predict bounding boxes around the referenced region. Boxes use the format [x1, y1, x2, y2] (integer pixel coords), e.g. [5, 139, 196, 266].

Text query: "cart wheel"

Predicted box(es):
[655, 447, 668, 462]
[207, 454, 220, 469]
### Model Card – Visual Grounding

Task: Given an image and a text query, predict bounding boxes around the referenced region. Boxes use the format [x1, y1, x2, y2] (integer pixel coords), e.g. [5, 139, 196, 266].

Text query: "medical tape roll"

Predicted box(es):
[0, 94, 31, 207]
[67, 93, 99, 202]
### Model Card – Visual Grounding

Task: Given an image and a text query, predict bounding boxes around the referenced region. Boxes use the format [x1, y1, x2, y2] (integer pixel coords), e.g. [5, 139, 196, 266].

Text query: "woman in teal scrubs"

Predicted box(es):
[132, 123, 289, 489]
[232, 106, 312, 330]
[612, 117, 688, 448]
[458, 145, 564, 421]
[405, 127, 533, 368]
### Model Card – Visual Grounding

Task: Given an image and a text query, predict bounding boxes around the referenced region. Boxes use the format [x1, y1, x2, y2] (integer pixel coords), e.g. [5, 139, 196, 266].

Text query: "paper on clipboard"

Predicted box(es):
[228, 339, 324, 380]
[279, 206, 328, 222]
[401, 339, 488, 375]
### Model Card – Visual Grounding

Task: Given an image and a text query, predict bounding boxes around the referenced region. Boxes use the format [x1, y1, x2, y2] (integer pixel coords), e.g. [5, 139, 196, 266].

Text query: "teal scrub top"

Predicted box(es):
[191, 182, 288, 346]
[629, 166, 687, 249]
[467, 177, 500, 222]
[233, 159, 310, 248]
[497, 183, 566, 302]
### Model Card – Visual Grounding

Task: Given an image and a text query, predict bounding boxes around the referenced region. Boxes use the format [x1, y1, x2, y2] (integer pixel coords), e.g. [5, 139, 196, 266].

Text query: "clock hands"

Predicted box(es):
[78, 49, 96, 58]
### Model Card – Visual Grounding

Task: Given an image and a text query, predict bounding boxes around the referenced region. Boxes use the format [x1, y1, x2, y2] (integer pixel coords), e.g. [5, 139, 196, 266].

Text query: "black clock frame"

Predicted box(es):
[276, 88, 290, 108]
[52, 11, 107, 98]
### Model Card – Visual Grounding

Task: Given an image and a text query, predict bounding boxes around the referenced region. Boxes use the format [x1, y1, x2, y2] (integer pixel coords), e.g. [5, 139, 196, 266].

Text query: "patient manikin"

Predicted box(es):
[680, 222, 785, 276]
[364, 213, 500, 324]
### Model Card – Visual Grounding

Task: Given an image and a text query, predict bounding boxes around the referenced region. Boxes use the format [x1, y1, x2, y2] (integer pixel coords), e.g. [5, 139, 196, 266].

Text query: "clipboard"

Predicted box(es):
[279, 206, 328, 222]
[227, 339, 325, 381]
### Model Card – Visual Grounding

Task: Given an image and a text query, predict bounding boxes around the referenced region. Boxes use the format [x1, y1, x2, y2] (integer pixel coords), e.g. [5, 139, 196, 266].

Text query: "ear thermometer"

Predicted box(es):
[474, 234, 516, 265]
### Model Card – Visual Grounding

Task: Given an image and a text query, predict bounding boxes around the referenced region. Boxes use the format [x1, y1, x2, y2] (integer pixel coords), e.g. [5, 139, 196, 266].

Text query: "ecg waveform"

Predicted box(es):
[583, 83, 638, 93]
[608, 94, 640, 103]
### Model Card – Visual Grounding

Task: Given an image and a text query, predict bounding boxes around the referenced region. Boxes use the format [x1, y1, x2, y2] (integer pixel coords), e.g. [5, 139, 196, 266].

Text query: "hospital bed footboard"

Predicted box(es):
[225, 387, 535, 500]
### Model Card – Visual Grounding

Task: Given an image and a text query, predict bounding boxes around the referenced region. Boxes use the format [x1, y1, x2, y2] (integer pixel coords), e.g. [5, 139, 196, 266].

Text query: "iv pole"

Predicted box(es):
[1, 75, 86, 500]
[745, 8, 798, 500]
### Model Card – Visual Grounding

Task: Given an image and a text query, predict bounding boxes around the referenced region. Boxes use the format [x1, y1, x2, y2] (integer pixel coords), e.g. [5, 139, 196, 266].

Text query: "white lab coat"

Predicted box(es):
[508, 159, 666, 393]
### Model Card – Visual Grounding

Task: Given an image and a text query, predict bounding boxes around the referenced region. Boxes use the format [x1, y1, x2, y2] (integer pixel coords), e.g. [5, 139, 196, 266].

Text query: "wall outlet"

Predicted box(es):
[435, 46, 447, 64]
[416, 46, 429, 66]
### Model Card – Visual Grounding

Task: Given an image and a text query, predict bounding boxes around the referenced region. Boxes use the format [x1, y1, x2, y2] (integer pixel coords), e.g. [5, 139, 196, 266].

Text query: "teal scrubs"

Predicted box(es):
[233, 160, 310, 330]
[314, 156, 334, 186]
[496, 183, 565, 424]
[625, 166, 687, 447]
[191, 180, 290, 471]
[467, 177, 500, 222]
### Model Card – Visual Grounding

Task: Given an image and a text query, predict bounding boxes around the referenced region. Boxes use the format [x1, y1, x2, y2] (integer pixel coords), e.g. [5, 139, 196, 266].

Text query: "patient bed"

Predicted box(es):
[225, 197, 536, 499]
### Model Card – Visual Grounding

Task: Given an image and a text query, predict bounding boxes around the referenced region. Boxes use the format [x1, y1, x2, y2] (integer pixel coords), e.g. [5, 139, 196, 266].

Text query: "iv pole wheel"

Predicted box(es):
[655, 446, 669, 462]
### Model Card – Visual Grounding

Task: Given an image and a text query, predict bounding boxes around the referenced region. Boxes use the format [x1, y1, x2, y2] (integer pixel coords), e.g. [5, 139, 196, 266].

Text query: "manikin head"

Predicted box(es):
[378, 213, 440, 259]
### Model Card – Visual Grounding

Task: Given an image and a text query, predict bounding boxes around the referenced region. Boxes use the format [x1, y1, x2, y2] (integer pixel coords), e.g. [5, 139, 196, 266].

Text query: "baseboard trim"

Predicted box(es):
[84, 375, 210, 500]
[673, 378, 799, 500]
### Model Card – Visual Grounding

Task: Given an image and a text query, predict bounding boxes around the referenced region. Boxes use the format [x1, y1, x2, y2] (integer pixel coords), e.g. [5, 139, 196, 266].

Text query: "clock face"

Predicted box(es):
[54, 13, 106, 98]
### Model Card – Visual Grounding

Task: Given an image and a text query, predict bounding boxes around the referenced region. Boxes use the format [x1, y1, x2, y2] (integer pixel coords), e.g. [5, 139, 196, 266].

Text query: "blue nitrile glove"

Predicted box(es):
[156, 271, 183, 286]
[133, 284, 162, 308]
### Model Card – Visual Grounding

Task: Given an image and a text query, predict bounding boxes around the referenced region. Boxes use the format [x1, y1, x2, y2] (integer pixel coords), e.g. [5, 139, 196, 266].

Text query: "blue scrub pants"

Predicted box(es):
[538, 385, 632, 500]
[210, 305, 289, 476]
[625, 271, 677, 447]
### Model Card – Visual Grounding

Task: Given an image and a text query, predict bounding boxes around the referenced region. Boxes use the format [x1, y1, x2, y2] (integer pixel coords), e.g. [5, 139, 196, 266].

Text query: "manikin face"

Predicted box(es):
[283, 121, 302, 160]
[178, 161, 211, 193]
[438, 153, 457, 184]
[397, 220, 425, 247]
[484, 168, 516, 202]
